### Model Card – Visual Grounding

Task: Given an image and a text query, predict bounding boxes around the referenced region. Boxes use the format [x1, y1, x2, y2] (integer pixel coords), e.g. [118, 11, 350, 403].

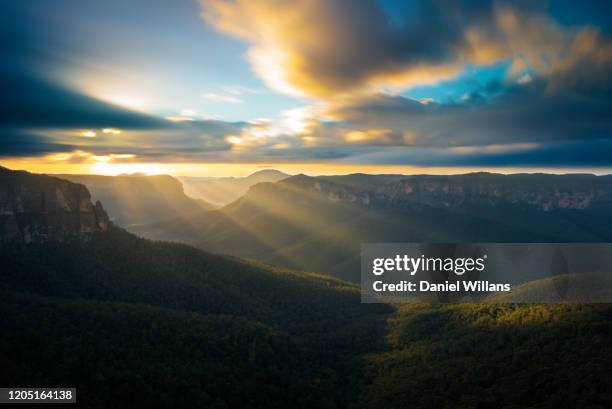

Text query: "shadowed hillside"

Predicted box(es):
[0, 226, 391, 409]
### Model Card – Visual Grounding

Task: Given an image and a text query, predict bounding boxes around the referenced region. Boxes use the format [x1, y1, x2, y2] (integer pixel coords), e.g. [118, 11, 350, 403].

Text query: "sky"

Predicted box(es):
[1, 0, 611, 176]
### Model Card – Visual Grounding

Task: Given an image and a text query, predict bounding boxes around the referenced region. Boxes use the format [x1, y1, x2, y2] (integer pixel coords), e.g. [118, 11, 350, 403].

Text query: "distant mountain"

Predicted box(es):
[179, 169, 289, 206]
[57, 173, 214, 227]
[137, 173, 612, 282]
[0, 166, 109, 243]
[303, 172, 612, 211]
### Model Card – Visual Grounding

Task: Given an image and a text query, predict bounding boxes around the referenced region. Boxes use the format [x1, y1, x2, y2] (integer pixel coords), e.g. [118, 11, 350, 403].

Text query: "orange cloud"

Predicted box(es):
[200, 1, 612, 99]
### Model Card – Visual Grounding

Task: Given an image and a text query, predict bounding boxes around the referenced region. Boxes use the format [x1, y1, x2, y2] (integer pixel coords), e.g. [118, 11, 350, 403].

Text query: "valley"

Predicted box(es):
[1, 167, 611, 408]
[136, 172, 612, 282]
[179, 169, 289, 207]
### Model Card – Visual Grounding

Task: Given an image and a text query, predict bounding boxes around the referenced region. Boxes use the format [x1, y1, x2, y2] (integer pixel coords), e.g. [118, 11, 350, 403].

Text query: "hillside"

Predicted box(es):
[0, 226, 391, 408]
[488, 272, 612, 303]
[1, 291, 315, 408]
[358, 302, 612, 409]
[179, 169, 289, 206]
[3, 230, 612, 409]
[57, 173, 214, 227]
[137, 173, 612, 282]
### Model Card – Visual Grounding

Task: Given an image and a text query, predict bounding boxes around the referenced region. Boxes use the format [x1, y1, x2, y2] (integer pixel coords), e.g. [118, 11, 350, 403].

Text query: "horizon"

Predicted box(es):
[3, 163, 612, 179]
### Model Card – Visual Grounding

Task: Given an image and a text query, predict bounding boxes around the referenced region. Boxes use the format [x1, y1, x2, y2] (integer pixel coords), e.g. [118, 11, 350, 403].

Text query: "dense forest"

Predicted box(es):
[1, 226, 612, 408]
[0, 226, 389, 408]
[359, 303, 612, 409]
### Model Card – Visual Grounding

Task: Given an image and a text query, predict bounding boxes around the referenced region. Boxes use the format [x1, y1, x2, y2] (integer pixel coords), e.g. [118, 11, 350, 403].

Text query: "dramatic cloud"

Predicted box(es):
[197, 0, 612, 167]
[317, 80, 612, 148]
[0, 3, 244, 161]
[338, 139, 612, 168]
[0, 62, 247, 159]
[0, 69, 170, 131]
[1, 3, 165, 158]
[200, 0, 612, 98]
[0, 128, 76, 156]
[0, 60, 253, 160]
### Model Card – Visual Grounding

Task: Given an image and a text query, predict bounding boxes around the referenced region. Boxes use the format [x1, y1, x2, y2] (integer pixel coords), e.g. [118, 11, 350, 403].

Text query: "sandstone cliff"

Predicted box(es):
[274, 173, 612, 212]
[0, 166, 109, 243]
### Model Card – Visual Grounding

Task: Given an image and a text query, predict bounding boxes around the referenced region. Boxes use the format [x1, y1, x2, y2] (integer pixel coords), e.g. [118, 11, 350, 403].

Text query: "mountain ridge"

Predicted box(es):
[137, 172, 612, 282]
[274, 172, 612, 211]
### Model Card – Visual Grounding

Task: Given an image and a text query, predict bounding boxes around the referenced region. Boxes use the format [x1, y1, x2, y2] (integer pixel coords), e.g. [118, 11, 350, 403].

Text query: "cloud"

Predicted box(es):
[0, 128, 76, 157]
[338, 139, 612, 168]
[0, 57, 252, 159]
[200, 0, 612, 98]
[215, 64, 612, 166]
[0, 2, 252, 161]
[201, 92, 244, 103]
[0, 2, 247, 162]
[221, 85, 262, 95]
[0, 68, 170, 131]
[0, 3, 170, 152]
[0, 64, 248, 158]
[321, 85, 610, 147]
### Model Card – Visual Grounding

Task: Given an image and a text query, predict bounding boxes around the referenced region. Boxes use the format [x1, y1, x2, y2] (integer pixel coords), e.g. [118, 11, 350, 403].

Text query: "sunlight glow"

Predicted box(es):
[226, 136, 243, 145]
[102, 94, 148, 111]
[2, 159, 612, 179]
[91, 161, 166, 176]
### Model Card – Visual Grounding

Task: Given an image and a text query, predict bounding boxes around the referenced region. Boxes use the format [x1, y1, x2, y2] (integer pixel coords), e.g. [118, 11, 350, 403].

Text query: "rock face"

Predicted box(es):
[277, 173, 612, 212]
[0, 167, 109, 243]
